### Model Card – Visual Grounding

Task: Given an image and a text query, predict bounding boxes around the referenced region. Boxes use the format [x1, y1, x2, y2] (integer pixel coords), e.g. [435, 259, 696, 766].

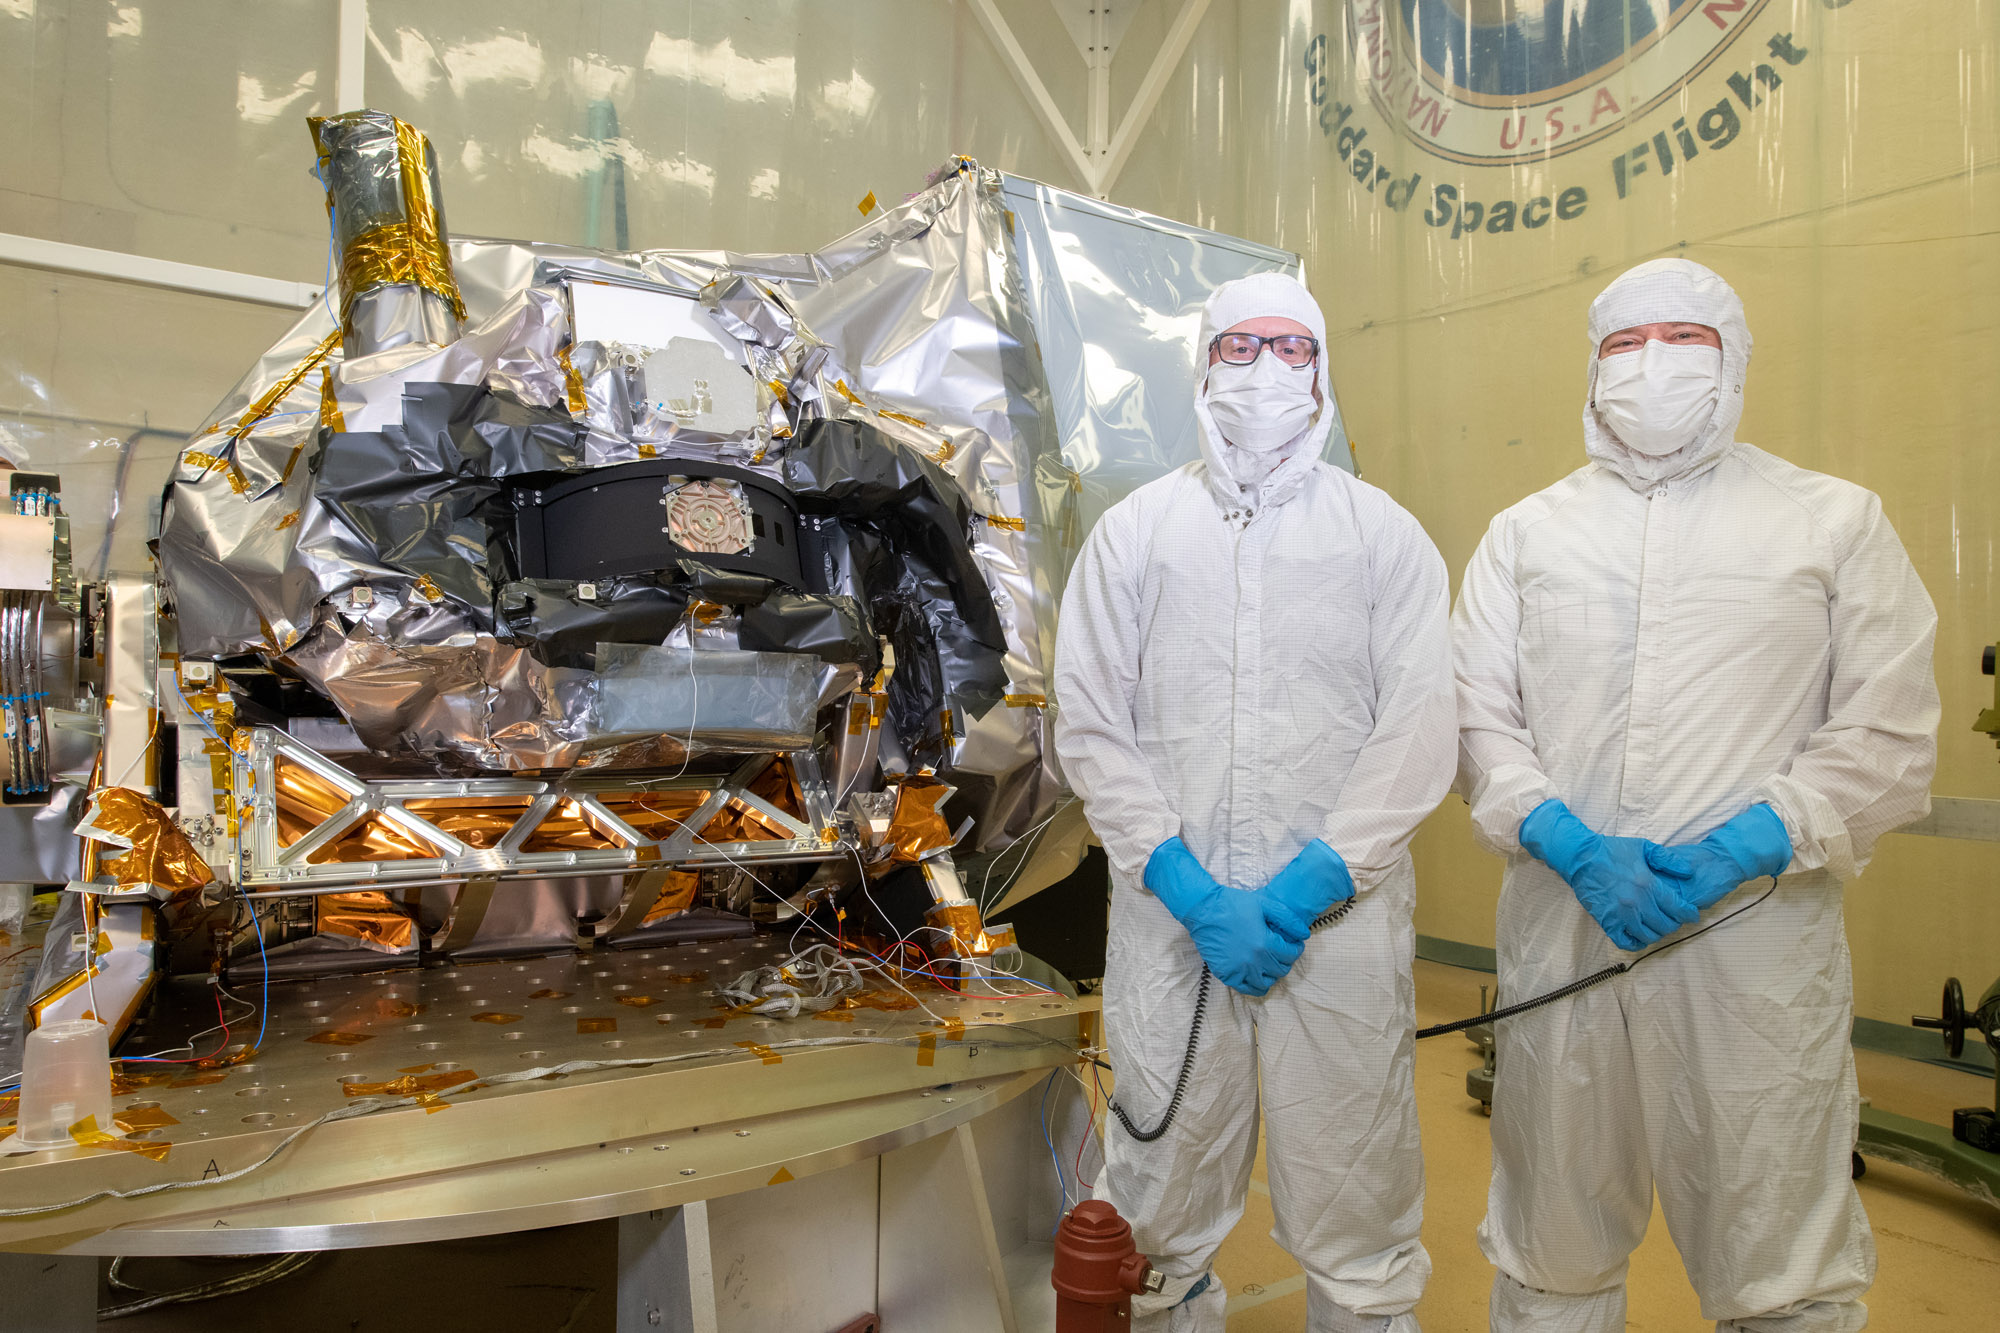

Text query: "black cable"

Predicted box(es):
[1416, 882, 1776, 1040]
[1109, 897, 1359, 1142]
[1107, 883, 1776, 1140]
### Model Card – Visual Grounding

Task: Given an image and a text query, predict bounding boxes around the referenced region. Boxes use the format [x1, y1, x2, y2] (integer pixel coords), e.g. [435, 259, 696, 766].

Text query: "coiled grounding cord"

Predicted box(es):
[1109, 897, 1359, 1143]
[1108, 883, 1775, 1141]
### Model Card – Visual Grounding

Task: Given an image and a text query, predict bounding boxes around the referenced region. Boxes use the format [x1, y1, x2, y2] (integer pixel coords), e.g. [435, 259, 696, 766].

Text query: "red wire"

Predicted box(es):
[1074, 1062, 1099, 1190]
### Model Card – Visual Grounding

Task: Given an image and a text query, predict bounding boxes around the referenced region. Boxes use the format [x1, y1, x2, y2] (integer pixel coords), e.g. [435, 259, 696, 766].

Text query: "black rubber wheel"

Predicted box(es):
[1852, 1151, 1866, 1180]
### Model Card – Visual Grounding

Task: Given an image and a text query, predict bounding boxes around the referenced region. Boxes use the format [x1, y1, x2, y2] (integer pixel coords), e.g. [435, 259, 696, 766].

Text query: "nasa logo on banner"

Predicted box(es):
[1340, 0, 1769, 165]
[1307, 1, 1823, 235]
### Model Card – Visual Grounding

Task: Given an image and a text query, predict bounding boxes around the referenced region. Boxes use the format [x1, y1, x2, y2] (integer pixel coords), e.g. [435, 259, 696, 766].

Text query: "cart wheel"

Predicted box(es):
[1851, 1151, 1866, 1180]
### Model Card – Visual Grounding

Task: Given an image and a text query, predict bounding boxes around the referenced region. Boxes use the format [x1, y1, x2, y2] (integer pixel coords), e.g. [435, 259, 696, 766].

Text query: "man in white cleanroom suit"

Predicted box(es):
[1454, 258, 1939, 1332]
[1054, 273, 1457, 1332]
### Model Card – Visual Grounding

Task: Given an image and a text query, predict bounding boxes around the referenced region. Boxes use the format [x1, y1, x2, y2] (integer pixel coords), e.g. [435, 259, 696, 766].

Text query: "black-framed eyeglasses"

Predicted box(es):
[1210, 332, 1319, 367]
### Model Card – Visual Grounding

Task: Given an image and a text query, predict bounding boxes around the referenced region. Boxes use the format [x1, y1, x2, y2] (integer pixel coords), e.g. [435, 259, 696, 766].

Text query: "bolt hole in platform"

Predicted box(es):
[242, 1113, 276, 1125]
[520, 1050, 546, 1060]
[418, 1041, 444, 1051]
[324, 1052, 355, 1063]
[735, 1130, 751, 1138]
[124, 1100, 161, 1111]
[981, 1011, 1005, 1018]
[680, 1168, 697, 1176]
[603, 1040, 627, 1049]
[501, 1032, 524, 1041]
[235, 1087, 268, 1098]
[405, 1023, 429, 1032]
[430, 1062, 463, 1072]
[561, 1006, 583, 1015]
[680, 1030, 704, 1039]
[336, 1075, 369, 1085]
[853, 1028, 876, 1037]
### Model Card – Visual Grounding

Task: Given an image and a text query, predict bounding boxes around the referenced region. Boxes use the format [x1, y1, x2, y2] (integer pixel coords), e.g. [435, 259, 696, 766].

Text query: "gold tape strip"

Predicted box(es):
[878, 408, 929, 429]
[1004, 693, 1047, 708]
[394, 117, 465, 318]
[318, 365, 346, 432]
[69, 1114, 170, 1164]
[734, 1041, 783, 1066]
[470, 1011, 523, 1025]
[217, 328, 343, 444]
[577, 1016, 616, 1034]
[614, 994, 659, 1009]
[985, 515, 1026, 532]
[182, 451, 248, 497]
[557, 345, 588, 416]
[916, 1033, 937, 1067]
[942, 1017, 965, 1042]
[306, 1030, 372, 1045]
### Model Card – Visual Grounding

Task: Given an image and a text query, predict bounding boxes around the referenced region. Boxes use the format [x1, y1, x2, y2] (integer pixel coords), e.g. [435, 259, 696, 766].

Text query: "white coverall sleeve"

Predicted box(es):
[1052, 517, 1182, 885]
[1752, 496, 1939, 881]
[1318, 512, 1458, 892]
[1452, 514, 1556, 854]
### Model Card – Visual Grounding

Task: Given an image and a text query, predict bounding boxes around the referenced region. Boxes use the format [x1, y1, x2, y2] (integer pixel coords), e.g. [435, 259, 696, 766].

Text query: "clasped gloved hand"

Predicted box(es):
[1519, 799, 1697, 952]
[1644, 803, 1792, 912]
[1145, 838, 1310, 997]
[1262, 838, 1355, 928]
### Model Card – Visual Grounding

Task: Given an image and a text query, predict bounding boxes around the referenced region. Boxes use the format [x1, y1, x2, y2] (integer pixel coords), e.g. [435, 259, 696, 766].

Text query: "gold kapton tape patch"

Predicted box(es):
[735, 1041, 782, 1065]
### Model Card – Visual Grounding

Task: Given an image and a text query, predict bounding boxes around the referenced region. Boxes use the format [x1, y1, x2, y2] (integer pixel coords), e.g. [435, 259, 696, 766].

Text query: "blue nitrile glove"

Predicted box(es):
[1144, 838, 1310, 997]
[1518, 799, 1698, 952]
[1262, 838, 1356, 928]
[1644, 803, 1792, 912]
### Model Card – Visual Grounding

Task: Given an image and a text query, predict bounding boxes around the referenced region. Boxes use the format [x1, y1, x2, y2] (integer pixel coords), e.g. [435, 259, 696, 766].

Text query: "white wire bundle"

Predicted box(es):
[714, 942, 866, 1019]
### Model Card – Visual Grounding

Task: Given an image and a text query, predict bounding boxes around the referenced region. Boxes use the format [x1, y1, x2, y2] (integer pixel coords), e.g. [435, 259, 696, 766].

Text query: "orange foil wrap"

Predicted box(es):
[79, 788, 215, 895]
[883, 779, 954, 867]
[317, 891, 416, 952]
[926, 901, 991, 958]
[641, 870, 702, 926]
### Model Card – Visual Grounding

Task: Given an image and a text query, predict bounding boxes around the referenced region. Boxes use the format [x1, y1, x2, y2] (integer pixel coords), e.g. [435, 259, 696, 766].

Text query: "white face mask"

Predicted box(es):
[1204, 353, 1318, 454]
[1592, 341, 1722, 457]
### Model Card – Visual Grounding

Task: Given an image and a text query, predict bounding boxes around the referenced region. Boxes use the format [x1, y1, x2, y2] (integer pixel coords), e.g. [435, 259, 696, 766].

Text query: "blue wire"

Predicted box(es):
[246, 897, 269, 1053]
[1041, 1071, 1072, 1234]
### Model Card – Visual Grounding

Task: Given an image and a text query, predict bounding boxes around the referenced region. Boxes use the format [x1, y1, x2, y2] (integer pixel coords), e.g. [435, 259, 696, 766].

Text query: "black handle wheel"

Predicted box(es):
[1911, 977, 1969, 1061]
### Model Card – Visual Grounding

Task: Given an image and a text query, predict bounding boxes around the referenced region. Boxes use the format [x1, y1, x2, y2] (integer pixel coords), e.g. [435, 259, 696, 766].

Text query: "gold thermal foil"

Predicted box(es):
[883, 779, 954, 866]
[79, 787, 215, 895]
[926, 901, 991, 958]
[392, 116, 466, 320]
[338, 222, 465, 325]
[316, 891, 416, 951]
[641, 870, 702, 925]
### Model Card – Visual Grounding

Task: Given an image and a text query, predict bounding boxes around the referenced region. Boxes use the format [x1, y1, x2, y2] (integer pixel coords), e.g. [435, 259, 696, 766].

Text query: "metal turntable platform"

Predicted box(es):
[0, 932, 1095, 1331]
